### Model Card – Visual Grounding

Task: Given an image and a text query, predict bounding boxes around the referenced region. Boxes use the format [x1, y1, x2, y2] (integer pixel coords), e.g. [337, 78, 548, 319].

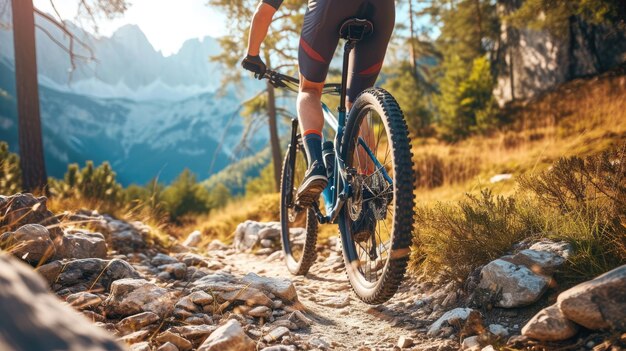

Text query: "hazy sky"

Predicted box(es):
[33, 0, 228, 56]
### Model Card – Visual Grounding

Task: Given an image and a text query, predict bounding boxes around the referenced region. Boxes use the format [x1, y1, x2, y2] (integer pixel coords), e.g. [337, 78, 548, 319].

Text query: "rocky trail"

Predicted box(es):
[1, 193, 625, 351]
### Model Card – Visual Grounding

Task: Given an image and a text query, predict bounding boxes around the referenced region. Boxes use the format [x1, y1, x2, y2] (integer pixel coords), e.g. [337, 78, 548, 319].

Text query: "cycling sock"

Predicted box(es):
[303, 130, 324, 167]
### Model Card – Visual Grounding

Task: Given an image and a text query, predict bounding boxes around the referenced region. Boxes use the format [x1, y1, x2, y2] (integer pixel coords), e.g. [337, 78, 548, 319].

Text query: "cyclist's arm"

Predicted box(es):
[246, 1, 281, 56]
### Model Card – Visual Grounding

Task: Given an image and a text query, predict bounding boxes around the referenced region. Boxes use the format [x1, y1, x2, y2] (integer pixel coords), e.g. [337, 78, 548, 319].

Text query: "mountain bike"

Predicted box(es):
[263, 18, 415, 304]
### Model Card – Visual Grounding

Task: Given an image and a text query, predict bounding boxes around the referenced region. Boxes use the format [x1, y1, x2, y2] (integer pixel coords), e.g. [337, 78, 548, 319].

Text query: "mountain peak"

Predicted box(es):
[112, 24, 148, 42]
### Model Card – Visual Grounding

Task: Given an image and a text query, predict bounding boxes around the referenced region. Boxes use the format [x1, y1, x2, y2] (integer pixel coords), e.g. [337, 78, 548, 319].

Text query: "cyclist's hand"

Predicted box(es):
[241, 54, 267, 80]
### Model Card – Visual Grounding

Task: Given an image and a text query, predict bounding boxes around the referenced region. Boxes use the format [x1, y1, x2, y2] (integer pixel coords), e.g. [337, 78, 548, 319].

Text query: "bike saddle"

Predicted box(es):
[339, 18, 374, 41]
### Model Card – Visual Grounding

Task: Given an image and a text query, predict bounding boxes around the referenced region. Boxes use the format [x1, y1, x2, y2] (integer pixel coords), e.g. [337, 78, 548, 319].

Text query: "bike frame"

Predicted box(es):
[273, 28, 392, 226]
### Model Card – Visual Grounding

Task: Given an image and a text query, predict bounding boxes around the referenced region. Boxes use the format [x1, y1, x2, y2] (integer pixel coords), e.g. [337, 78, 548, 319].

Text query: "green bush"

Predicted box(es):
[519, 146, 626, 281]
[412, 189, 535, 281]
[245, 162, 276, 196]
[0, 142, 21, 195]
[49, 161, 123, 205]
[161, 169, 212, 222]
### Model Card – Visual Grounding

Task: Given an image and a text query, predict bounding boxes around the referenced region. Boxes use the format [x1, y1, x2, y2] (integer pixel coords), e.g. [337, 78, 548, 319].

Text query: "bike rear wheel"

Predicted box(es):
[339, 88, 415, 304]
[280, 137, 318, 275]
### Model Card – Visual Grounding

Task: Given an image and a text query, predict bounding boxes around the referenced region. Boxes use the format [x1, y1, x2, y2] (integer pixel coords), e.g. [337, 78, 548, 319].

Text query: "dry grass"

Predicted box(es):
[47, 195, 174, 249]
[412, 66, 626, 205]
[174, 193, 281, 247]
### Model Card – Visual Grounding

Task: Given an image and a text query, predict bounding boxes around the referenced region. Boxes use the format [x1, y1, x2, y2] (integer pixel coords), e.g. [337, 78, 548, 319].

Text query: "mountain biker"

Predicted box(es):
[242, 0, 394, 217]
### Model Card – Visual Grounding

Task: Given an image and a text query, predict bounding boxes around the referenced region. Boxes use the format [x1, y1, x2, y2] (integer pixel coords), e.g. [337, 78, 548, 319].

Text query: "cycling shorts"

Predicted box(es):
[298, 0, 395, 102]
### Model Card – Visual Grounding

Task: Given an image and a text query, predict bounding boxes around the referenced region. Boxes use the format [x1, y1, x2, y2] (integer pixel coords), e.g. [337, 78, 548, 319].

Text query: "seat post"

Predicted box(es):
[338, 40, 356, 115]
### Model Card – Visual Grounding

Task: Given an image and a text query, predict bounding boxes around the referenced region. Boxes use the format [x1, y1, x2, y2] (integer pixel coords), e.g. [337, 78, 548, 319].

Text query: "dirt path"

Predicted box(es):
[223, 246, 455, 351]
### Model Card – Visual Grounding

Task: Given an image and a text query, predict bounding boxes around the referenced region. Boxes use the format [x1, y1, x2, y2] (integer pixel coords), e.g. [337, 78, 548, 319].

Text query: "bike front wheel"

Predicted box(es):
[339, 88, 415, 304]
[280, 137, 318, 275]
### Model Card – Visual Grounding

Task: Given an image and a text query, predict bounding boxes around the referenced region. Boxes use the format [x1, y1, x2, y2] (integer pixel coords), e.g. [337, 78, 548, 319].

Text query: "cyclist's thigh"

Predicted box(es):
[299, 0, 360, 83]
[347, 0, 395, 102]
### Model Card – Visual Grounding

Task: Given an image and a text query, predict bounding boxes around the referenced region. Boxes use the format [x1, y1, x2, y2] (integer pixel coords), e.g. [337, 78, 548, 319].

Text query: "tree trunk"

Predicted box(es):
[11, 0, 48, 193]
[408, 0, 418, 78]
[266, 82, 282, 192]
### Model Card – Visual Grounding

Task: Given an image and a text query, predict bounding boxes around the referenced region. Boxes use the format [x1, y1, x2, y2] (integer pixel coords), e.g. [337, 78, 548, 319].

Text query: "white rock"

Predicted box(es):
[478, 259, 550, 308]
[529, 240, 573, 259]
[461, 336, 480, 350]
[522, 304, 579, 341]
[182, 230, 202, 247]
[488, 324, 508, 338]
[428, 308, 475, 336]
[396, 335, 414, 348]
[490, 174, 512, 183]
[197, 319, 255, 351]
[505, 249, 565, 275]
[263, 326, 290, 342]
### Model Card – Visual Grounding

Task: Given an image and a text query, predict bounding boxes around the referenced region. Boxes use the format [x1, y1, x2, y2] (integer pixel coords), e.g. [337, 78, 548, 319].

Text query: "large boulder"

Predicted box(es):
[0, 224, 56, 265]
[522, 304, 579, 341]
[104, 278, 178, 318]
[0, 194, 63, 239]
[197, 319, 255, 351]
[56, 229, 107, 260]
[0, 253, 124, 350]
[478, 259, 550, 308]
[557, 264, 626, 330]
[37, 258, 140, 292]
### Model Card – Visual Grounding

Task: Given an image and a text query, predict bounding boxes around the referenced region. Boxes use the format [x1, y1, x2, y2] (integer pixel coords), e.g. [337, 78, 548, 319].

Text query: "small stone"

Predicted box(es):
[151, 253, 179, 266]
[189, 291, 214, 305]
[159, 263, 187, 280]
[248, 306, 272, 318]
[175, 296, 199, 313]
[207, 239, 228, 251]
[169, 325, 216, 340]
[56, 229, 107, 260]
[118, 330, 150, 344]
[428, 308, 480, 337]
[155, 331, 192, 351]
[263, 326, 290, 343]
[461, 336, 479, 350]
[287, 311, 312, 328]
[130, 342, 152, 351]
[116, 312, 160, 334]
[157, 342, 179, 351]
[182, 230, 202, 247]
[488, 324, 508, 338]
[522, 304, 579, 341]
[66, 292, 102, 310]
[197, 319, 255, 351]
[529, 240, 573, 259]
[396, 335, 413, 348]
[308, 337, 331, 350]
[317, 294, 350, 308]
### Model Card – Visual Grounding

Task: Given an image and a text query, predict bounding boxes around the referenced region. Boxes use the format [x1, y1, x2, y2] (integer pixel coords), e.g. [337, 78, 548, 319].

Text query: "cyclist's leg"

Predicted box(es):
[346, 0, 395, 104]
[347, 0, 395, 174]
